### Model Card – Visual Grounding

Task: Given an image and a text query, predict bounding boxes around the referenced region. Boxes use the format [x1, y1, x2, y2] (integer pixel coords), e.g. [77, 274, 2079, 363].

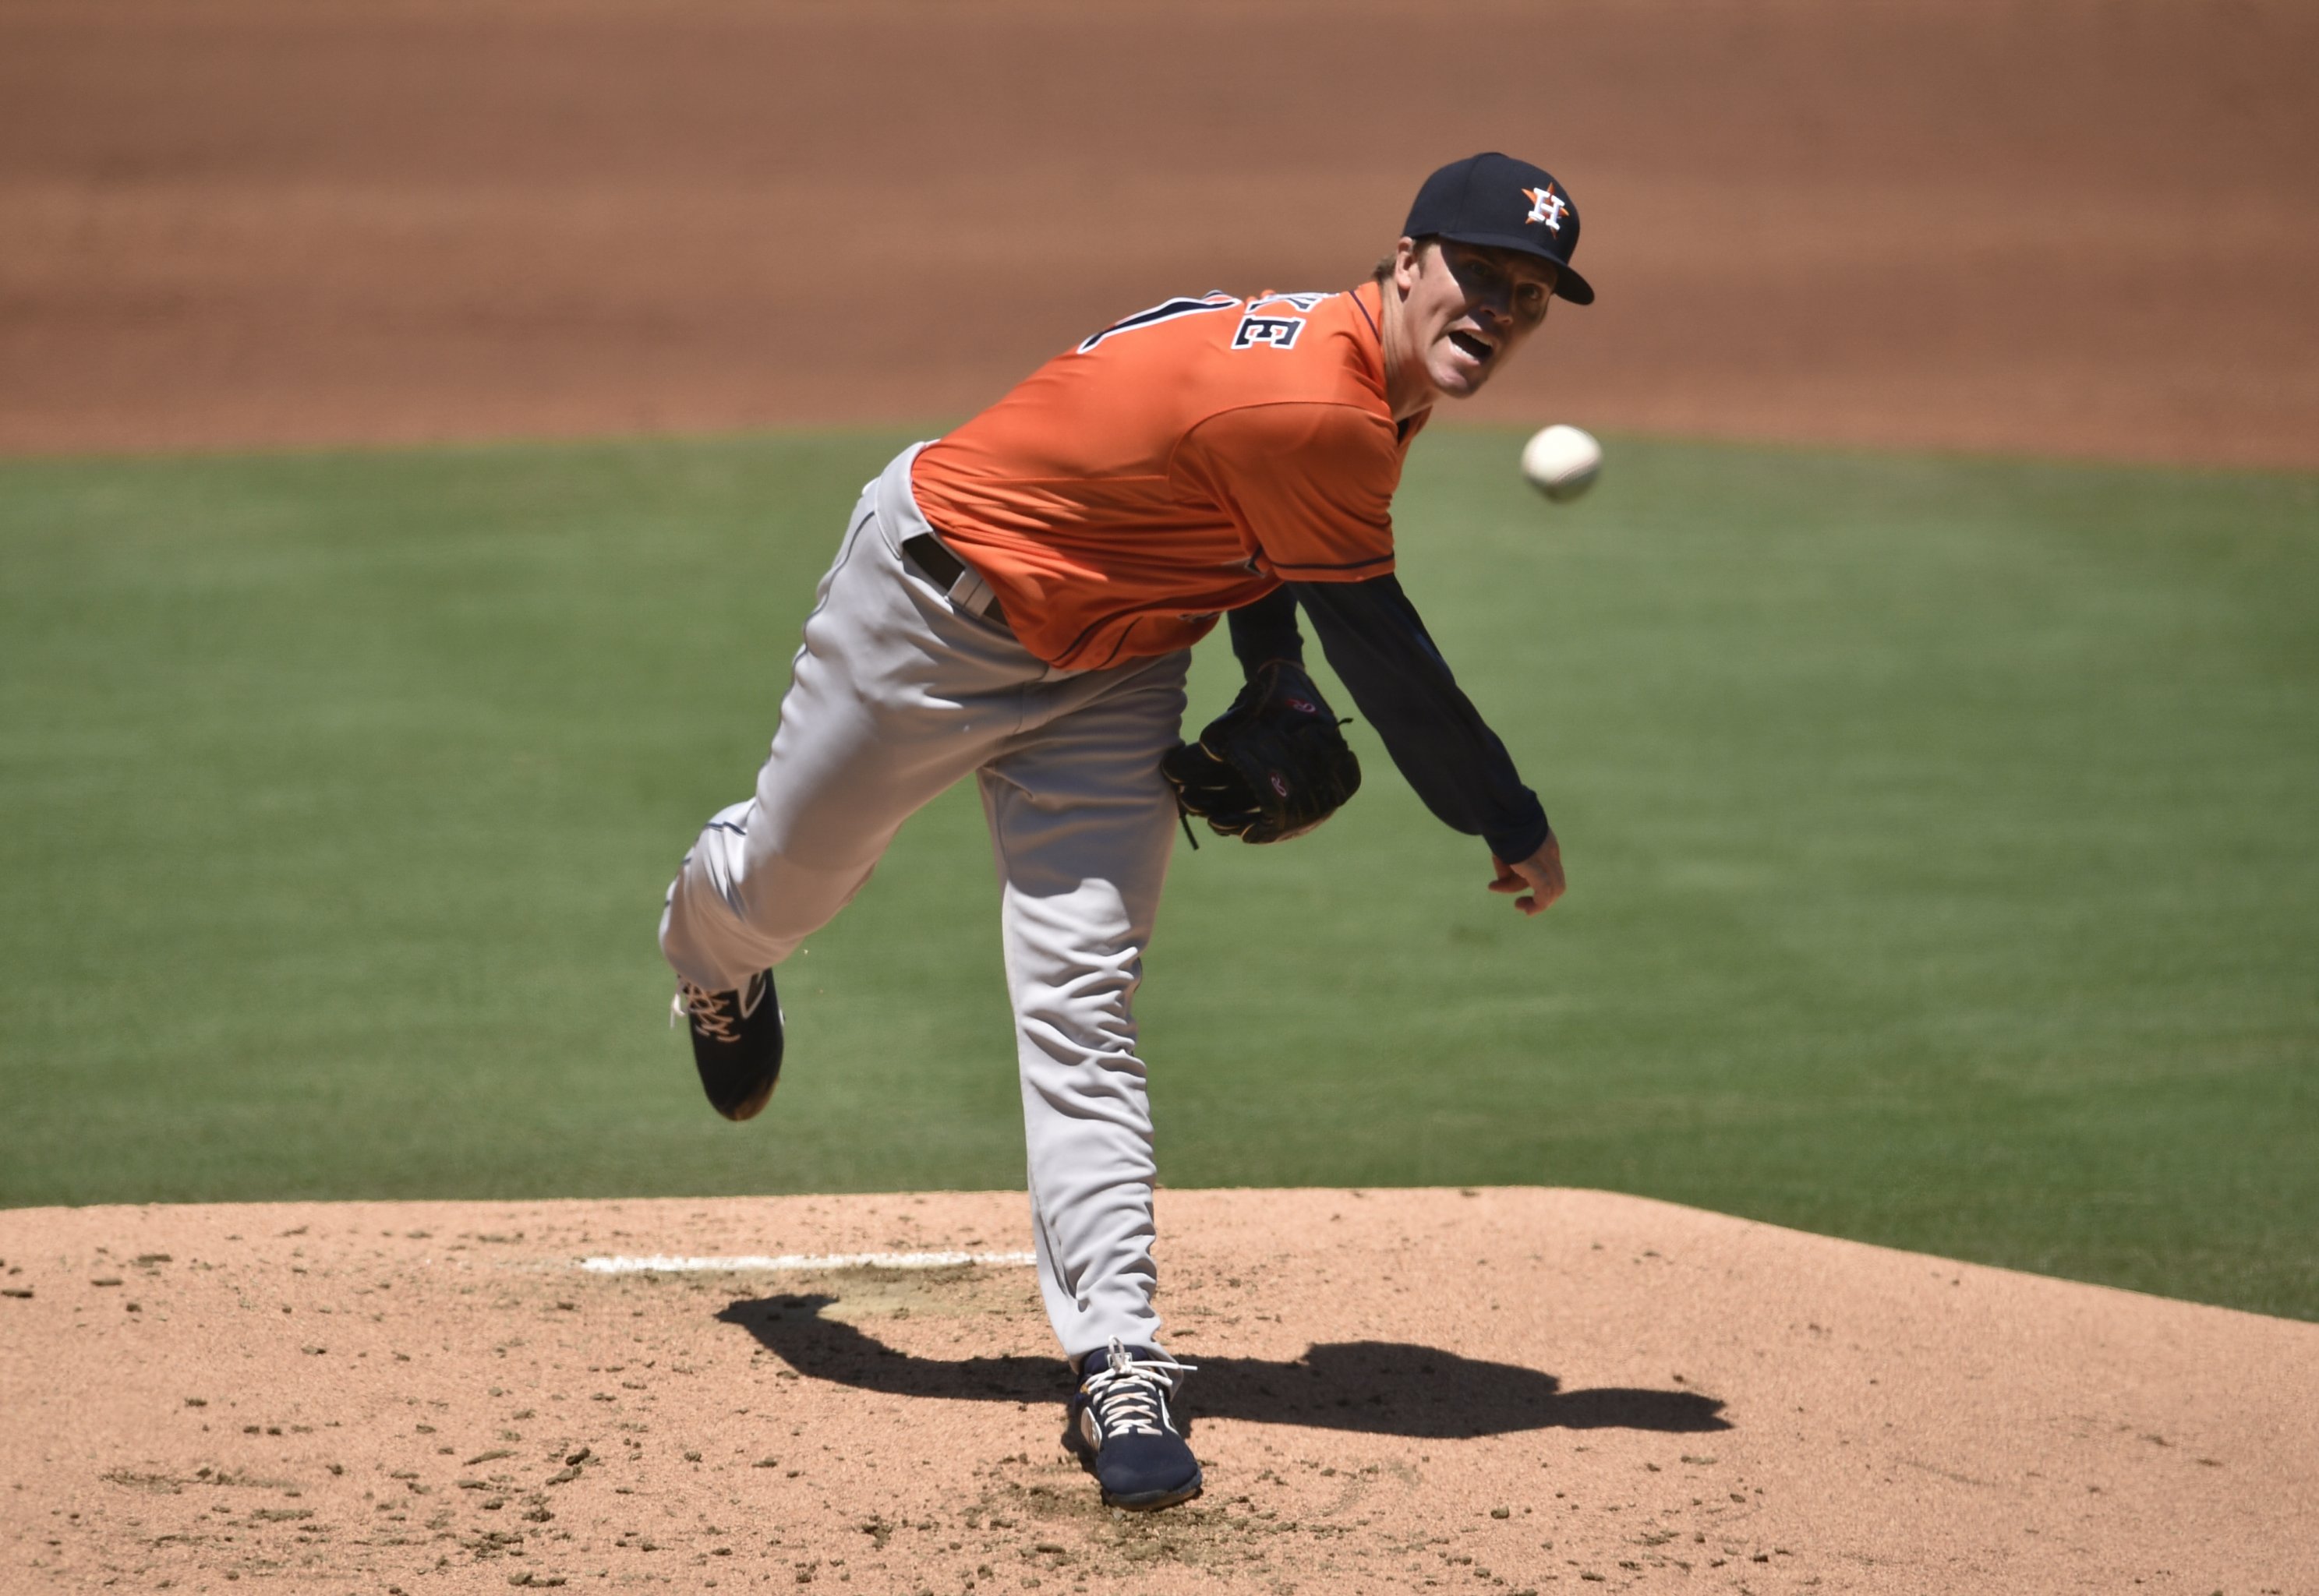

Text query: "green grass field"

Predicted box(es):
[2, 430, 2313, 1319]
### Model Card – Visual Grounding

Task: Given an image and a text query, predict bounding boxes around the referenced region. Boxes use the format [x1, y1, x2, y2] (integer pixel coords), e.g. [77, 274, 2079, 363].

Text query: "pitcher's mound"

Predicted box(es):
[2, 1188, 2311, 1593]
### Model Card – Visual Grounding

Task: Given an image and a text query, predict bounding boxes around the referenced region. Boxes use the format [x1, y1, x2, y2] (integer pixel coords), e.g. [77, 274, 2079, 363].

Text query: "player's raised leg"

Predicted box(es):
[662, 456, 1042, 1117]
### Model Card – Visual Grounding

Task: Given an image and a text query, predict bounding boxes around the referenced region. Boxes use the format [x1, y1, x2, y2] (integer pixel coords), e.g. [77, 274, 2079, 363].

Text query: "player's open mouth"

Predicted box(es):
[1447, 330, 1494, 364]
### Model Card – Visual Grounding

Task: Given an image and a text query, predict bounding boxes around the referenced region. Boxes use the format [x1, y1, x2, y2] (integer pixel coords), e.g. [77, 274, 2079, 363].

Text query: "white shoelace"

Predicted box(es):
[672, 973, 771, 1042]
[672, 980, 741, 1043]
[1081, 1336, 1197, 1438]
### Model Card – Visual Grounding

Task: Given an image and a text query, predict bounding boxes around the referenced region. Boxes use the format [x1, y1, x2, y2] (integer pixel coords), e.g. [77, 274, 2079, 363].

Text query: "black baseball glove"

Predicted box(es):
[1159, 661, 1362, 844]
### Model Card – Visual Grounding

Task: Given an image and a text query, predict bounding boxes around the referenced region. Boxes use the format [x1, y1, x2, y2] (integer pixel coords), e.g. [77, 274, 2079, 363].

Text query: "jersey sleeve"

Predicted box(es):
[1172, 402, 1399, 582]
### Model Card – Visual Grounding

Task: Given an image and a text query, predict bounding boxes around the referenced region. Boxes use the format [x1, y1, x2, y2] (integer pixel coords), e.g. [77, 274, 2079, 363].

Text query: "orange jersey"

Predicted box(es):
[910, 281, 1423, 671]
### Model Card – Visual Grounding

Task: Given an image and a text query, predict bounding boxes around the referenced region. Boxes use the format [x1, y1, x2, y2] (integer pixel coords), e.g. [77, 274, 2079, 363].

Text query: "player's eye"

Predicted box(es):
[1448, 250, 1494, 286]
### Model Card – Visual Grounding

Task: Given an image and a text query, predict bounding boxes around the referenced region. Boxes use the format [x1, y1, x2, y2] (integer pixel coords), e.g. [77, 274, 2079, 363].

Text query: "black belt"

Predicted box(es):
[902, 533, 1008, 627]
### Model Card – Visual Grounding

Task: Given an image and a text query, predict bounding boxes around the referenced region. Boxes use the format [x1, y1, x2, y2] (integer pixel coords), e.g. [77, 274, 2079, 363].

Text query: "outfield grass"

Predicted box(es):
[2, 430, 2313, 1319]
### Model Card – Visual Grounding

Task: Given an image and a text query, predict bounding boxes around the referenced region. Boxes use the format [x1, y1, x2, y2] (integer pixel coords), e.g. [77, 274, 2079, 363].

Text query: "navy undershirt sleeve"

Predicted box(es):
[1226, 577, 1550, 863]
[1226, 584, 1305, 673]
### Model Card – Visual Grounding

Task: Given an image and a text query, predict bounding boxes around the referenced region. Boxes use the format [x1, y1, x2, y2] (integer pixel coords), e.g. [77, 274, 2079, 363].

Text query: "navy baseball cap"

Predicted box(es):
[1404, 152, 1594, 305]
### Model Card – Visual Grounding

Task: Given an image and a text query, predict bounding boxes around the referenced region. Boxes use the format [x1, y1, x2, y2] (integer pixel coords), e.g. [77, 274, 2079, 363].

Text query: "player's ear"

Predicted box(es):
[1391, 236, 1423, 295]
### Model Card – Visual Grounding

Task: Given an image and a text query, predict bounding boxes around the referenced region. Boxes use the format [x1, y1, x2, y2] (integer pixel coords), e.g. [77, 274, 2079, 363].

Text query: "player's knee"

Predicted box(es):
[1016, 969, 1143, 1064]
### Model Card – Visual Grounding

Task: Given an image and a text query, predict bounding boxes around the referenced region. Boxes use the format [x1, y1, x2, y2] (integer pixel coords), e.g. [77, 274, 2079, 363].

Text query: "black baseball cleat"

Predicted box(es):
[672, 969, 783, 1121]
[1062, 1338, 1203, 1510]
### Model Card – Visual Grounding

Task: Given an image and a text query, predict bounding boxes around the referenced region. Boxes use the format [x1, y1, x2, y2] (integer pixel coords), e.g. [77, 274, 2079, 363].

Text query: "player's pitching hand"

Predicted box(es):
[1489, 835, 1566, 916]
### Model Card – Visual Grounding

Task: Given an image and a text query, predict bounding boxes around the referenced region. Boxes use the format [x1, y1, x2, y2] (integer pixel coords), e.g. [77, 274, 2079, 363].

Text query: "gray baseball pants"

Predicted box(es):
[659, 445, 1189, 1361]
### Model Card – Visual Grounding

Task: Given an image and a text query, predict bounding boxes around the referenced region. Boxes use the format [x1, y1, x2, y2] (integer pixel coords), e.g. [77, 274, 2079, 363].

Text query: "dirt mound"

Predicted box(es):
[2, 1188, 2311, 1592]
[2, 0, 2314, 464]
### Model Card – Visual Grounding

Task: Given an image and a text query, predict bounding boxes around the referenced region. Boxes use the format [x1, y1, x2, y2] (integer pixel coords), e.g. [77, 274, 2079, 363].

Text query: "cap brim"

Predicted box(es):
[1432, 229, 1595, 305]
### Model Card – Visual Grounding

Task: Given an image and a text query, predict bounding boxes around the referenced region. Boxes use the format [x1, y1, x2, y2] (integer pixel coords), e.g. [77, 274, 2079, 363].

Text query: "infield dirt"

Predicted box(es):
[4, 1188, 2314, 1594]
[3, 0, 2316, 465]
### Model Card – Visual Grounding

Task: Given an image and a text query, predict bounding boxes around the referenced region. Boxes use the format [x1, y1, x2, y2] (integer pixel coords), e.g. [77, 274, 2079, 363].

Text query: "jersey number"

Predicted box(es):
[1233, 295, 1326, 350]
[1232, 316, 1303, 350]
[1074, 291, 1331, 355]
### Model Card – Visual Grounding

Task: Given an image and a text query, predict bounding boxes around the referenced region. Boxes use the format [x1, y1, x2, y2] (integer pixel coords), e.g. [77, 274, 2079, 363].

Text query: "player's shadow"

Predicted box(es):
[715, 1294, 1729, 1438]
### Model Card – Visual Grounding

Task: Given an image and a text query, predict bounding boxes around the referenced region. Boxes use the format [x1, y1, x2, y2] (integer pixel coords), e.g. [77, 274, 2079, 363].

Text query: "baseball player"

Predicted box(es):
[659, 152, 1591, 1510]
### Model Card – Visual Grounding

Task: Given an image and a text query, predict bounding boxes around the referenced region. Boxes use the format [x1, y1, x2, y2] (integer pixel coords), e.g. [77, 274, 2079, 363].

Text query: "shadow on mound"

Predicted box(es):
[716, 1294, 1730, 1437]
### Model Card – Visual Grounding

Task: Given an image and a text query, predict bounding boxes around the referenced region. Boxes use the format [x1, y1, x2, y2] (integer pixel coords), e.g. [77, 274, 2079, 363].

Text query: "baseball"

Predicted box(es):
[1519, 423, 1602, 502]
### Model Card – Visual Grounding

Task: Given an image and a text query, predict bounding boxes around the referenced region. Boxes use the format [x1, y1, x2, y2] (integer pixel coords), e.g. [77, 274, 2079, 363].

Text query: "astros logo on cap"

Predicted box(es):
[1522, 185, 1568, 232]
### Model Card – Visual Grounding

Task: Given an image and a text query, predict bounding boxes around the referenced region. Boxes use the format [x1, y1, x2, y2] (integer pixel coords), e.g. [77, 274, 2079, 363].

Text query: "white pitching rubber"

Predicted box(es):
[578, 1250, 1038, 1273]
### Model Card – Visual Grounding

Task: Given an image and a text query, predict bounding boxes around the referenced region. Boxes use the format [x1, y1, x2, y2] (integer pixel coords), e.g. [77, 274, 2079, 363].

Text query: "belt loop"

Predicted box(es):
[902, 531, 1007, 628]
[948, 563, 999, 617]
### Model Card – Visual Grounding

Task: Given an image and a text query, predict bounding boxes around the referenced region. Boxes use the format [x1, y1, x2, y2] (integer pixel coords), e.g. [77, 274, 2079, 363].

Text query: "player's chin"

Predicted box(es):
[1431, 363, 1494, 401]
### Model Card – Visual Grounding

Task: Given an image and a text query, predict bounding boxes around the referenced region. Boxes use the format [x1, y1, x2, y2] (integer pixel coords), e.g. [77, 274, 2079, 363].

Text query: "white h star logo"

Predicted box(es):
[1523, 185, 1568, 232]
